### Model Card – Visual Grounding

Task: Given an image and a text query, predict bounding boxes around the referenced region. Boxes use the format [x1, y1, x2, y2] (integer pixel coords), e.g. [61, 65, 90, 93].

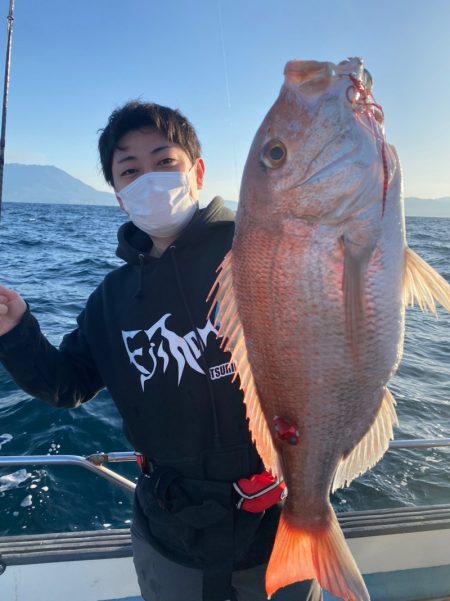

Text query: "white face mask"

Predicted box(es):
[116, 167, 198, 238]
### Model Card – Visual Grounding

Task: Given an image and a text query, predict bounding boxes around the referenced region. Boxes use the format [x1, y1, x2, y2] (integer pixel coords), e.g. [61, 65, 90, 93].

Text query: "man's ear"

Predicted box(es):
[195, 158, 205, 190]
[116, 194, 126, 211]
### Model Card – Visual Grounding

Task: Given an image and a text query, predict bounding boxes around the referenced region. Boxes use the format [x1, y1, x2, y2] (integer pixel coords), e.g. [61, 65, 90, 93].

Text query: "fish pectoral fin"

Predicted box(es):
[332, 387, 398, 492]
[266, 510, 370, 601]
[342, 236, 373, 360]
[403, 247, 450, 314]
[207, 251, 282, 479]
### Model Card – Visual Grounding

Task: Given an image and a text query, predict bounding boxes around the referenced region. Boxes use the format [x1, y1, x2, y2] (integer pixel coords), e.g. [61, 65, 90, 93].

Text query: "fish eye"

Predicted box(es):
[260, 140, 287, 169]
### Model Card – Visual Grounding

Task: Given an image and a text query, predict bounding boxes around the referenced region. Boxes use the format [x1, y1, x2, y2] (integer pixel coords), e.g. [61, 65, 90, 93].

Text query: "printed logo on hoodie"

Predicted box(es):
[122, 313, 235, 390]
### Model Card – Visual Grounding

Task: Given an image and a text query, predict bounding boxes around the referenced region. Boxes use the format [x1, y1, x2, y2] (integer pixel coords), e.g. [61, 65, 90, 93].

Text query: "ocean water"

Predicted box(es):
[0, 202, 449, 537]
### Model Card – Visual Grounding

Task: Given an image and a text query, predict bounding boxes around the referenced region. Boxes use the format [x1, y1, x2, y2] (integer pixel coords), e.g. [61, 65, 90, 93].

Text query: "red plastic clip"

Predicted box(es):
[135, 453, 145, 471]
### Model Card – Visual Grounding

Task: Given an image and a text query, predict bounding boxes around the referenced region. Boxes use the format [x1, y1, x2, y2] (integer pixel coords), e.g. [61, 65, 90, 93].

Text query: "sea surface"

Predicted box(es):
[0, 202, 449, 537]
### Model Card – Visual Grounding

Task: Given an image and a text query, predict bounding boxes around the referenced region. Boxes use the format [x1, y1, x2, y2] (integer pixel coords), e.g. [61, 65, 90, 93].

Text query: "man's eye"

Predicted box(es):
[159, 158, 175, 166]
[121, 168, 138, 177]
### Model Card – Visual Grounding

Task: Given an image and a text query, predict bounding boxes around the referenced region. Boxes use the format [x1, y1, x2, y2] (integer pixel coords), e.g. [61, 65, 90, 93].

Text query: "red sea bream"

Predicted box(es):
[209, 57, 450, 600]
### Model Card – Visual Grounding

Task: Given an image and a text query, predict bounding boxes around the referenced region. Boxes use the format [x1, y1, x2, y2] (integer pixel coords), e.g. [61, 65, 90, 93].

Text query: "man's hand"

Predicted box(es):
[0, 285, 27, 336]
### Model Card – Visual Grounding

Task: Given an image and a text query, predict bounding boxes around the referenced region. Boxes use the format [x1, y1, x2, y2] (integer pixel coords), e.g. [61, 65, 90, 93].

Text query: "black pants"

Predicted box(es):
[131, 519, 323, 601]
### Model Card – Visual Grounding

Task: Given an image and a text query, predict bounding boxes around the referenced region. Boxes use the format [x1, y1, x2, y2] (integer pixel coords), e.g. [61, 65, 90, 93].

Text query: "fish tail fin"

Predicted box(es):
[266, 511, 370, 601]
[403, 247, 450, 314]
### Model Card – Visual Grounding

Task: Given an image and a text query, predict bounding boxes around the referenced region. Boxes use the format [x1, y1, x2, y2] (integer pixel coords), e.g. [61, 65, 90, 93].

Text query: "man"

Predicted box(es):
[0, 101, 321, 601]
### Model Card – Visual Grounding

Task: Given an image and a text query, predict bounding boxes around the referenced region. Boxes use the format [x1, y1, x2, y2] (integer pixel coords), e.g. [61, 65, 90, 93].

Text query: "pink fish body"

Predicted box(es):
[210, 58, 450, 600]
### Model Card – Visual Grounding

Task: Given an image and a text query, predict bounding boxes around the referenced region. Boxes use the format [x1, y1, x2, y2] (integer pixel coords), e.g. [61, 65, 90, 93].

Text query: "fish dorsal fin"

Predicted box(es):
[403, 247, 450, 313]
[208, 251, 282, 479]
[332, 387, 398, 492]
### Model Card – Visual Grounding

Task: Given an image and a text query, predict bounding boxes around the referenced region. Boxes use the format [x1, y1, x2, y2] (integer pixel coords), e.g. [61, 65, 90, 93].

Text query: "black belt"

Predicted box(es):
[135, 454, 235, 601]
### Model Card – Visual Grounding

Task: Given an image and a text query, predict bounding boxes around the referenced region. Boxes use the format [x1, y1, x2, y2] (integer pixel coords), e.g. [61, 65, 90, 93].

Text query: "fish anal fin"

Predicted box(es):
[207, 250, 281, 478]
[332, 388, 398, 492]
[403, 247, 450, 314]
[266, 511, 369, 601]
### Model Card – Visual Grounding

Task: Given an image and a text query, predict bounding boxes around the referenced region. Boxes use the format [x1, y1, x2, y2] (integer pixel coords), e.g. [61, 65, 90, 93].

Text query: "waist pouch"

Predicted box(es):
[135, 466, 279, 601]
[233, 470, 286, 513]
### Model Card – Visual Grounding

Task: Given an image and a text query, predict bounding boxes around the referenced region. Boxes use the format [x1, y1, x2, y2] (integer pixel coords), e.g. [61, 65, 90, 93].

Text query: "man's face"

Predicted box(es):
[111, 127, 205, 207]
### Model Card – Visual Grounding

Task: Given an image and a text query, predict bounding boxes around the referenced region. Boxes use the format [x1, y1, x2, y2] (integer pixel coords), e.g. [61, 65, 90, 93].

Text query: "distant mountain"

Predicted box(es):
[404, 197, 450, 218]
[3, 163, 115, 205]
[3, 164, 450, 217]
[224, 200, 238, 212]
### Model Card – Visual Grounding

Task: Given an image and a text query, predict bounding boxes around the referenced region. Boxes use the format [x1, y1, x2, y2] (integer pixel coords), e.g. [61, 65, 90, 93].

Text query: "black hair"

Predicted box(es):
[98, 100, 202, 186]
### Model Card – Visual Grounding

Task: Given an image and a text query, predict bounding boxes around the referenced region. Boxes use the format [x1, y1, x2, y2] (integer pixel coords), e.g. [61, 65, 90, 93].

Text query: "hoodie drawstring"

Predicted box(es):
[170, 245, 222, 447]
[134, 253, 145, 299]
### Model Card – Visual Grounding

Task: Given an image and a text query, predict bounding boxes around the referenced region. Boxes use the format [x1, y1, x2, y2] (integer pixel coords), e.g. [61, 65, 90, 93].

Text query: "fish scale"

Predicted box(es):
[210, 57, 450, 600]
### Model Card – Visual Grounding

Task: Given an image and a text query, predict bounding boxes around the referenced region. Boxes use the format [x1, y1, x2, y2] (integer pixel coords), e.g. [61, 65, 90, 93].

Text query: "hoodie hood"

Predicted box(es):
[116, 196, 235, 266]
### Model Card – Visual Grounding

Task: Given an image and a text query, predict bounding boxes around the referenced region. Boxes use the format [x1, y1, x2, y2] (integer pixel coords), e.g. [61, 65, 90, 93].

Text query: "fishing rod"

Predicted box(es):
[0, 0, 15, 221]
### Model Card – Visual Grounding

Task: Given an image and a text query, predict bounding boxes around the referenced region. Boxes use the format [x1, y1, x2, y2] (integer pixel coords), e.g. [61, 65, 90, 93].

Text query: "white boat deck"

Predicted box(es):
[1, 504, 449, 601]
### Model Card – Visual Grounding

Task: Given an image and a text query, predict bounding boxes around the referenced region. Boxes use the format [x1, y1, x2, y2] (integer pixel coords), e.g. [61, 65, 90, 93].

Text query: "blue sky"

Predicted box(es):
[2, 0, 450, 203]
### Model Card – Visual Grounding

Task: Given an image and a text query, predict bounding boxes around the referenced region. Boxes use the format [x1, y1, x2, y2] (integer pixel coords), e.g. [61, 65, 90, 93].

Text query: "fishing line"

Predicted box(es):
[217, 0, 239, 202]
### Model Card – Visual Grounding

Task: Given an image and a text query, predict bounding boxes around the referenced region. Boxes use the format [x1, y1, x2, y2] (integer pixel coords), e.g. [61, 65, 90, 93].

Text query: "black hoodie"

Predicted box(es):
[0, 197, 279, 590]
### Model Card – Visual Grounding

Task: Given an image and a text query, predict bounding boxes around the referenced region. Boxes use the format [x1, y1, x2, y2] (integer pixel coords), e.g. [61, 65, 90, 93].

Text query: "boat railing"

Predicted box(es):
[0, 438, 449, 493]
[0, 452, 137, 492]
